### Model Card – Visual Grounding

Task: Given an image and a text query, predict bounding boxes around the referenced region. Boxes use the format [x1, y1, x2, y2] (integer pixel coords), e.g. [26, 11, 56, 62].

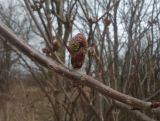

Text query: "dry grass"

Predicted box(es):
[0, 81, 54, 121]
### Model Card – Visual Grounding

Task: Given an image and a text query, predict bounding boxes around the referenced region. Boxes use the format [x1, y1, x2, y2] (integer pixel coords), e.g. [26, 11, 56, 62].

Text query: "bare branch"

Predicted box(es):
[0, 20, 159, 110]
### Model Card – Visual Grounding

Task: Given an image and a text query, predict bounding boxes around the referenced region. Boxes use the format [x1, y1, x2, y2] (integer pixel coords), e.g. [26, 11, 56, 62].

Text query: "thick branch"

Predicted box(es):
[0, 20, 155, 110]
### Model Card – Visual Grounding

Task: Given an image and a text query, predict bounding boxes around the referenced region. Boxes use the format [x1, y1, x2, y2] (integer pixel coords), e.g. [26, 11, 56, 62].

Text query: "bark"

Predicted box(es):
[0, 20, 157, 110]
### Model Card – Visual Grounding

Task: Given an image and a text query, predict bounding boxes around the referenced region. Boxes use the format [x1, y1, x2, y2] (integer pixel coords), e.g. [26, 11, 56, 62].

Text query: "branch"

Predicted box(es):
[23, 0, 49, 43]
[0, 20, 159, 110]
[115, 101, 157, 121]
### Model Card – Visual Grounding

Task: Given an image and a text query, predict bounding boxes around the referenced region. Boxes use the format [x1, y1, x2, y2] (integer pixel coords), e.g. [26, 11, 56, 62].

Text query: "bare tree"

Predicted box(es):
[0, 0, 160, 121]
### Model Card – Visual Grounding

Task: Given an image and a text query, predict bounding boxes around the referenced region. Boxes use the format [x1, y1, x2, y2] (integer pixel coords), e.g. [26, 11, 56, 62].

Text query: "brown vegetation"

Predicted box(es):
[0, 0, 160, 121]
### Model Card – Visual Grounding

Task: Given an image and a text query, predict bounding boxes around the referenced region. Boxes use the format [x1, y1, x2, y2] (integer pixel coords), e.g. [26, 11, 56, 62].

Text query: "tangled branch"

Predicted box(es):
[0, 20, 159, 111]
